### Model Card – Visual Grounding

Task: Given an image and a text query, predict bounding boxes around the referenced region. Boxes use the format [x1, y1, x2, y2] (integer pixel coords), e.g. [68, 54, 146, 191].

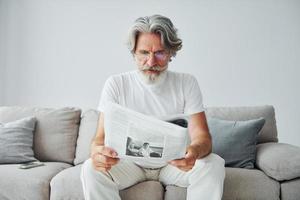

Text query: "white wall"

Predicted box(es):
[1, 0, 300, 147]
[0, 0, 5, 105]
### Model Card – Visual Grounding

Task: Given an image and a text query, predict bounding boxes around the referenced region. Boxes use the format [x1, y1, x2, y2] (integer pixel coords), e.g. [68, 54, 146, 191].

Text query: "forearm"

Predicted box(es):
[188, 112, 212, 159]
[91, 113, 105, 152]
[92, 136, 104, 146]
[190, 137, 212, 159]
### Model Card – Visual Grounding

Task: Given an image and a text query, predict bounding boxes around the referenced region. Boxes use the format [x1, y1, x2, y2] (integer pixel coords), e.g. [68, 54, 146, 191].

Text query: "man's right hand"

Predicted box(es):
[90, 145, 119, 172]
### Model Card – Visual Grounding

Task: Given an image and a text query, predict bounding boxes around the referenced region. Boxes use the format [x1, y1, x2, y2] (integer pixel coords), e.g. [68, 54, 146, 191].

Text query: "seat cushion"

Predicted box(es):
[0, 162, 71, 200]
[281, 178, 300, 200]
[0, 106, 81, 164]
[50, 164, 164, 200]
[164, 168, 280, 200]
[50, 164, 84, 200]
[164, 185, 186, 200]
[206, 105, 278, 144]
[223, 168, 280, 200]
[120, 181, 164, 200]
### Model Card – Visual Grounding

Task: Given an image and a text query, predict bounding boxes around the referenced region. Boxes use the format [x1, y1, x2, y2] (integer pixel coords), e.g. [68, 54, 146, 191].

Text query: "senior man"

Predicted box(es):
[81, 14, 225, 200]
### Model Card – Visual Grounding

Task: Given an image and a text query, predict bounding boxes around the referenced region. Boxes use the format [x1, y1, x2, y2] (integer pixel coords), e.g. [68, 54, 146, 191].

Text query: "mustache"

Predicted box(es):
[140, 65, 167, 72]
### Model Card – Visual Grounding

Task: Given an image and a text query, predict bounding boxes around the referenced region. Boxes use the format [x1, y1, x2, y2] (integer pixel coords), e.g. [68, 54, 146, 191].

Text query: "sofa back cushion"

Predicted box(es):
[0, 107, 81, 164]
[205, 105, 278, 144]
[74, 109, 99, 165]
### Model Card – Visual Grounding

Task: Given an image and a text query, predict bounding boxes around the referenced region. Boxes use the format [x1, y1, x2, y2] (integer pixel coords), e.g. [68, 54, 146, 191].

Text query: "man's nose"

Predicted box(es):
[146, 54, 157, 66]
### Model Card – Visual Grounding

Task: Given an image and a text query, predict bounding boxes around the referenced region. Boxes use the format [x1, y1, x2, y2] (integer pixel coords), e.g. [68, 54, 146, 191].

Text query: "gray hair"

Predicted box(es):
[127, 14, 182, 57]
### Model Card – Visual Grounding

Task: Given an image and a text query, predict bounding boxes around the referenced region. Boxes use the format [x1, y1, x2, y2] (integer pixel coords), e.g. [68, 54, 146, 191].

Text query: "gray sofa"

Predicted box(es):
[0, 105, 300, 200]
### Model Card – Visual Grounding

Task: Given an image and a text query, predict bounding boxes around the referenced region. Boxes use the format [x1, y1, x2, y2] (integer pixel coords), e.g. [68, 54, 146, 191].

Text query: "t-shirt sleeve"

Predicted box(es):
[183, 74, 205, 115]
[97, 76, 119, 112]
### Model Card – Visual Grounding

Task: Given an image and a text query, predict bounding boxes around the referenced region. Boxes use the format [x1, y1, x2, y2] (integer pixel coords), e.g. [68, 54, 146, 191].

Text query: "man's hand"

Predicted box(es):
[91, 145, 119, 172]
[169, 112, 212, 172]
[169, 145, 200, 172]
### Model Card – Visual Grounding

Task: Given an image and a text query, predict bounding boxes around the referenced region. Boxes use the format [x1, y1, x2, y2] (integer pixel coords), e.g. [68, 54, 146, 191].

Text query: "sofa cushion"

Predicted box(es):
[164, 185, 186, 200]
[164, 168, 280, 200]
[281, 178, 300, 200]
[208, 117, 265, 168]
[0, 107, 81, 164]
[50, 164, 164, 200]
[206, 105, 278, 144]
[120, 181, 164, 200]
[50, 164, 84, 200]
[0, 117, 37, 164]
[256, 142, 300, 181]
[74, 110, 99, 165]
[0, 162, 71, 200]
[223, 168, 280, 200]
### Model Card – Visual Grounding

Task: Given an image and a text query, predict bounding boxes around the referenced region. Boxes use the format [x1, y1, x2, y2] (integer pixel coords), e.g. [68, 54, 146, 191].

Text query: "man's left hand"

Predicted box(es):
[169, 145, 200, 172]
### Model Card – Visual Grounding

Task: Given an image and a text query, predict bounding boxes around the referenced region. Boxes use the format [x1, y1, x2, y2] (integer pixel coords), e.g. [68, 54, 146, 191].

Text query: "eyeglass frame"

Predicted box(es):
[134, 50, 170, 62]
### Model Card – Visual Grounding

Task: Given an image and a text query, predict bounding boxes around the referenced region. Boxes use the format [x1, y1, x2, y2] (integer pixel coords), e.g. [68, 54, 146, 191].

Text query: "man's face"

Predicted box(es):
[134, 33, 171, 83]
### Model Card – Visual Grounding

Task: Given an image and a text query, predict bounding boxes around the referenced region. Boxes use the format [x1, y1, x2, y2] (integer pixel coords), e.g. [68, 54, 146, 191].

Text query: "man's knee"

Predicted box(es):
[81, 158, 94, 176]
[209, 153, 225, 176]
[206, 153, 225, 166]
[81, 158, 93, 181]
[193, 153, 225, 178]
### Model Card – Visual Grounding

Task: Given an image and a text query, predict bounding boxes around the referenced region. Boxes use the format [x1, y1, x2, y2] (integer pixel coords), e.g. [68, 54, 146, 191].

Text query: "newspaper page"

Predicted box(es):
[104, 102, 190, 168]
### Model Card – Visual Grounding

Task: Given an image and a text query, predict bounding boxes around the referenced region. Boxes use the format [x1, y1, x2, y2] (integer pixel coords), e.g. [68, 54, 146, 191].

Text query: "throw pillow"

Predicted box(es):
[207, 117, 265, 168]
[256, 142, 300, 181]
[0, 117, 37, 164]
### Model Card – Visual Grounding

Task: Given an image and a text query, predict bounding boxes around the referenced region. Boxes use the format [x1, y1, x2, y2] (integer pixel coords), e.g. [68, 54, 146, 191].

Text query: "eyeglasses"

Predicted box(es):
[135, 50, 169, 62]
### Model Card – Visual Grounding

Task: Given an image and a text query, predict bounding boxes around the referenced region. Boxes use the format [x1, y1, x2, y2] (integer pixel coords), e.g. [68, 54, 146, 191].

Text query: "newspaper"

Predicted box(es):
[104, 102, 190, 168]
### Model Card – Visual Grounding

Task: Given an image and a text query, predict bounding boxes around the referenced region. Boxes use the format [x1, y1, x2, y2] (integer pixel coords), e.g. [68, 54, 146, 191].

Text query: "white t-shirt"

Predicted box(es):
[98, 70, 205, 168]
[98, 70, 204, 117]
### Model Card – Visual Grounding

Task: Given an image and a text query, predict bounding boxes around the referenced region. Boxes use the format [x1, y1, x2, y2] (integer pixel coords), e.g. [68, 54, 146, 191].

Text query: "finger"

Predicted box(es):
[93, 160, 111, 168]
[95, 146, 118, 158]
[169, 158, 188, 167]
[92, 158, 115, 172]
[93, 165, 111, 172]
[98, 155, 120, 165]
[178, 165, 193, 172]
[184, 156, 196, 166]
[93, 154, 119, 165]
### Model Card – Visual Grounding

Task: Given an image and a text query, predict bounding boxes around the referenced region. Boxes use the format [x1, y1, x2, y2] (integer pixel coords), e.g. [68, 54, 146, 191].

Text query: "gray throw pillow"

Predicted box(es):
[256, 142, 300, 181]
[0, 117, 37, 164]
[208, 117, 265, 168]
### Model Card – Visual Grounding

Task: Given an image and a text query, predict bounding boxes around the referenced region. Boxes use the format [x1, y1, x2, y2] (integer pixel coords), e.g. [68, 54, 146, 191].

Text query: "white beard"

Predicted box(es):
[138, 65, 168, 85]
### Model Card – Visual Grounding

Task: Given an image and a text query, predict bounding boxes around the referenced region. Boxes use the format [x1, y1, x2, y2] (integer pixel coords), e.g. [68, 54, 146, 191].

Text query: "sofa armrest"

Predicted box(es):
[256, 142, 300, 181]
